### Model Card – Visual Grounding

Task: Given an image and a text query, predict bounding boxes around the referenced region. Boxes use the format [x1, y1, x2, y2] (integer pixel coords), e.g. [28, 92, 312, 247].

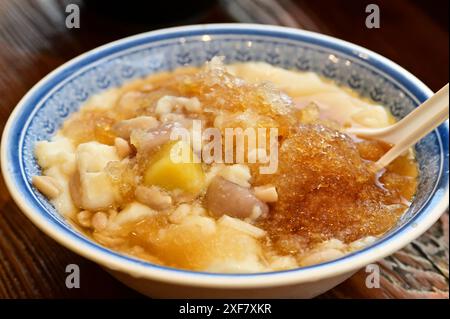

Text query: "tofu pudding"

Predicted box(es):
[33, 58, 418, 273]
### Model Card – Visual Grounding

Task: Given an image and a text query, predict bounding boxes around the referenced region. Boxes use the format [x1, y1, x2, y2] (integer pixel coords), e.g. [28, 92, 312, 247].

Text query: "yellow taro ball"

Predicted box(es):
[143, 142, 205, 194]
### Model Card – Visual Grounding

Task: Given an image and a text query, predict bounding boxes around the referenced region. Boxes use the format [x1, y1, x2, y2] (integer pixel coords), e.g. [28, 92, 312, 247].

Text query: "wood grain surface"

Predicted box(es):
[0, 0, 448, 299]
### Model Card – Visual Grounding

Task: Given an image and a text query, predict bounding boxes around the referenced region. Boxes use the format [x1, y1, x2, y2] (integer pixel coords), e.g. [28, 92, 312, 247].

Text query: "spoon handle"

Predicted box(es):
[375, 84, 449, 170]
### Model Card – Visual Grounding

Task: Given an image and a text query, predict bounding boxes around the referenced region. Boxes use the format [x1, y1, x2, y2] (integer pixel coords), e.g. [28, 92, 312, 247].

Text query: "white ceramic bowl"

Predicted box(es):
[1, 24, 448, 298]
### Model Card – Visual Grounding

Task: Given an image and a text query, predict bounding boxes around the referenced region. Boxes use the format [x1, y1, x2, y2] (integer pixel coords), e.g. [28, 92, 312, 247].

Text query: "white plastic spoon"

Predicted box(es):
[347, 83, 449, 171]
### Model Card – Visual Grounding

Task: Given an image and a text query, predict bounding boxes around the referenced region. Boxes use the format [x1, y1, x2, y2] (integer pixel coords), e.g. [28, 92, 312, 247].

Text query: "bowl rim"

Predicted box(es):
[1, 23, 448, 289]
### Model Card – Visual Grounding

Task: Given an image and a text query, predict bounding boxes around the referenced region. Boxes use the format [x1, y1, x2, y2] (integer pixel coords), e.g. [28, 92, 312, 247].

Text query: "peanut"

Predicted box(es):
[253, 185, 278, 203]
[135, 185, 172, 210]
[114, 137, 131, 158]
[32, 175, 61, 199]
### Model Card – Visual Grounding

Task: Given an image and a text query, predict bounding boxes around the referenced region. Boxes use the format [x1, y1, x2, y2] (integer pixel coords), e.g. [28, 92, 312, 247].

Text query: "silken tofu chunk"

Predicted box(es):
[34, 135, 77, 217]
[75, 142, 121, 210]
[35, 135, 76, 174]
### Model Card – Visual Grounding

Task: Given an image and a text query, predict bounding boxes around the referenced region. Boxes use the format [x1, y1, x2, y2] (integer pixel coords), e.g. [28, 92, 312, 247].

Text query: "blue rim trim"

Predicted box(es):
[5, 26, 449, 277]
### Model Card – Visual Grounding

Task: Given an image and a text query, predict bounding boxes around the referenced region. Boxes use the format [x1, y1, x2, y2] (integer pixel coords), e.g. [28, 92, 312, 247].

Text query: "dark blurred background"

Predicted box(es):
[0, 0, 448, 298]
[0, 1, 448, 100]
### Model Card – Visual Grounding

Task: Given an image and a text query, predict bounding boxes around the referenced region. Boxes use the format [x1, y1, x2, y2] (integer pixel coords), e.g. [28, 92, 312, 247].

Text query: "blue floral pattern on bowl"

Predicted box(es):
[4, 25, 448, 276]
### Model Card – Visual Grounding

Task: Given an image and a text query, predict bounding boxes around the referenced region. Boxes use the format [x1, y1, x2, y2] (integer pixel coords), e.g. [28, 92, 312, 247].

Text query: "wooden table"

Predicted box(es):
[0, 0, 448, 298]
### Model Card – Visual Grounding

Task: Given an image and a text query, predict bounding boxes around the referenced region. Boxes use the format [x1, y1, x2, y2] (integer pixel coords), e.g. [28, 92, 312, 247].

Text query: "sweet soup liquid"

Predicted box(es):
[38, 60, 418, 271]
